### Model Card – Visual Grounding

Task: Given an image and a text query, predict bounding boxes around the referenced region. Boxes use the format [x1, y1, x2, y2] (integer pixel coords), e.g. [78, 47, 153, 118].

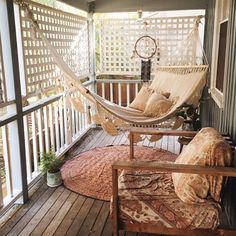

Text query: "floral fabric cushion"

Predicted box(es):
[115, 165, 221, 230]
[129, 85, 153, 111]
[172, 127, 232, 204]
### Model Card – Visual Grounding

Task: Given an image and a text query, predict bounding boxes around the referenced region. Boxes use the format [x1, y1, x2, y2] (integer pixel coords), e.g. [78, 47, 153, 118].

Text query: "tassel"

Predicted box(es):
[91, 114, 103, 125]
[70, 97, 85, 113]
[29, 24, 37, 40]
[128, 133, 143, 143]
[113, 118, 125, 126]
[172, 116, 185, 130]
[102, 120, 119, 136]
[86, 106, 92, 124]
[149, 134, 162, 142]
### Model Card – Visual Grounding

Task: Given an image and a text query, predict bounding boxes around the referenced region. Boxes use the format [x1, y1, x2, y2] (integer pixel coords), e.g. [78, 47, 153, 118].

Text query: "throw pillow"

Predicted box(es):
[143, 92, 173, 117]
[129, 85, 153, 111]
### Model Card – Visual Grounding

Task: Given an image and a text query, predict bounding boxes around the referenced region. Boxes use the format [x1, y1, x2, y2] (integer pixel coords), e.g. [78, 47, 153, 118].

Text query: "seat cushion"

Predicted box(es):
[172, 127, 232, 204]
[116, 165, 221, 230]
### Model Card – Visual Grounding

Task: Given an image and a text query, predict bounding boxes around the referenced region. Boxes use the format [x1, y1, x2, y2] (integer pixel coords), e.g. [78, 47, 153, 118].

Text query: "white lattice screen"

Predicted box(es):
[20, 1, 90, 97]
[98, 16, 203, 75]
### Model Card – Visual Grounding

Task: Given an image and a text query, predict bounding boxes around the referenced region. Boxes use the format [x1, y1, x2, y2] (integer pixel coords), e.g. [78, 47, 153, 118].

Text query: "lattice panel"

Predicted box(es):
[99, 16, 202, 75]
[0, 38, 6, 104]
[20, 1, 90, 97]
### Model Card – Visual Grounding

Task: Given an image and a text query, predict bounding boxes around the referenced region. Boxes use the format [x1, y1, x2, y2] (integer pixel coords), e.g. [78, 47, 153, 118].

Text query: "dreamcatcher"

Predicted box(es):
[131, 21, 159, 81]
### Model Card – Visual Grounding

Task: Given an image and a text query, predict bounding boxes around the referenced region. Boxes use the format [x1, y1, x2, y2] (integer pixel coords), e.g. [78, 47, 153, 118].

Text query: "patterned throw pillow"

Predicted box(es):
[172, 127, 232, 204]
[129, 85, 153, 111]
[143, 92, 173, 117]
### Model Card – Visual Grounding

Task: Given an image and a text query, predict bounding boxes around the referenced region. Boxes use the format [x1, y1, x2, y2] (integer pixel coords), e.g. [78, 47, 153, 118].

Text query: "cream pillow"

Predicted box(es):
[160, 91, 170, 99]
[129, 85, 153, 111]
[143, 92, 172, 117]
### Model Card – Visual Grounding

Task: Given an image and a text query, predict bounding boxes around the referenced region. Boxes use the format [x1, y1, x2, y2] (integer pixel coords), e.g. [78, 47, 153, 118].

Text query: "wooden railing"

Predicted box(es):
[0, 80, 94, 213]
[1, 77, 143, 208]
[1, 77, 144, 212]
[0, 0, 94, 214]
[96, 79, 144, 106]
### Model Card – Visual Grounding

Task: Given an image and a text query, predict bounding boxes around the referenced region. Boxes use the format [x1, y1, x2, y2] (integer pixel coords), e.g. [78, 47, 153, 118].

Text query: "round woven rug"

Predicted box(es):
[61, 145, 176, 201]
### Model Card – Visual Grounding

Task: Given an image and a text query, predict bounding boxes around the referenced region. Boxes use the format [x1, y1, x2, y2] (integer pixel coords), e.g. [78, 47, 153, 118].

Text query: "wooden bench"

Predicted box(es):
[112, 128, 236, 236]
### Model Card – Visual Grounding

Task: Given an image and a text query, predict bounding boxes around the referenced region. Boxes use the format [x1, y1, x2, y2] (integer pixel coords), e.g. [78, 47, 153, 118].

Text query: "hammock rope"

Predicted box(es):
[16, 1, 209, 136]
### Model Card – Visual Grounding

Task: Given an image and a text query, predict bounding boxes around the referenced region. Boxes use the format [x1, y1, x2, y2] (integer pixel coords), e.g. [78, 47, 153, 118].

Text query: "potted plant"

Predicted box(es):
[40, 150, 64, 187]
[175, 104, 202, 149]
[176, 103, 201, 131]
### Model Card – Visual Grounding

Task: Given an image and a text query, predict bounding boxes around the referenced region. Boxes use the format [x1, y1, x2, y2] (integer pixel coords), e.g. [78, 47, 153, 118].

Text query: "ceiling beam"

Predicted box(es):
[58, 0, 89, 12]
[59, 0, 208, 13]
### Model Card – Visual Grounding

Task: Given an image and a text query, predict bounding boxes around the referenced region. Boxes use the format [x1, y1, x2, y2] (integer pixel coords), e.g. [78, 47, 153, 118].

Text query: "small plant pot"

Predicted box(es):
[47, 171, 62, 187]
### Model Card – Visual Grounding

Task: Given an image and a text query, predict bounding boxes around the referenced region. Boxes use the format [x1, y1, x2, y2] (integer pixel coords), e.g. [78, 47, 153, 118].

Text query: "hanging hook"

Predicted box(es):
[194, 15, 204, 29]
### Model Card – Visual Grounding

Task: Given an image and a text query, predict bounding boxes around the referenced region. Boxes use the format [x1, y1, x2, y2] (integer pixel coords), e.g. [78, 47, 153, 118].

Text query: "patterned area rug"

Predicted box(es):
[61, 145, 177, 201]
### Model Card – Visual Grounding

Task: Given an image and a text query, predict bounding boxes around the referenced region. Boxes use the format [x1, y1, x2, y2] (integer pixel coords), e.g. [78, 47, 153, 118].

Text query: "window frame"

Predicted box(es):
[210, 0, 230, 109]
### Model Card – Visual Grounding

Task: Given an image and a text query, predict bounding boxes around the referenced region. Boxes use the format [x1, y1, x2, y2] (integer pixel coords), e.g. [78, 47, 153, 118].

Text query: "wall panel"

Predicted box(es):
[202, 0, 236, 227]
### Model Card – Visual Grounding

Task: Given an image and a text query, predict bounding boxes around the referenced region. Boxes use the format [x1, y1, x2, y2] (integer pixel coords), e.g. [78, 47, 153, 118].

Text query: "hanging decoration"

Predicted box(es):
[131, 21, 159, 81]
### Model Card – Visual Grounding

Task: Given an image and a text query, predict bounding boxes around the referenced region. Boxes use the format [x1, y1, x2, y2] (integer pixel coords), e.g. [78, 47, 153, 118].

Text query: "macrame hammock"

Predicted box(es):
[18, 2, 209, 138]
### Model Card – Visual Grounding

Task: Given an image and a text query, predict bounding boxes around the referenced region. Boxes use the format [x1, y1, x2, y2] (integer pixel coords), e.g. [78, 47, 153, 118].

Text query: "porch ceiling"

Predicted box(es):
[58, 0, 208, 13]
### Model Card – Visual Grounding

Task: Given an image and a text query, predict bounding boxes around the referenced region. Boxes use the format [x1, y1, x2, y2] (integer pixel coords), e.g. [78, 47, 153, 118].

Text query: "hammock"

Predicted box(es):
[91, 65, 208, 126]
[18, 2, 208, 135]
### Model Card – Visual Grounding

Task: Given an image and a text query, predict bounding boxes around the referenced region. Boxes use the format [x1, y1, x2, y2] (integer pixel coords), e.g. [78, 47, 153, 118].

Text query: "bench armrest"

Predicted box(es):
[130, 127, 198, 137]
[112, 161, 236, 177]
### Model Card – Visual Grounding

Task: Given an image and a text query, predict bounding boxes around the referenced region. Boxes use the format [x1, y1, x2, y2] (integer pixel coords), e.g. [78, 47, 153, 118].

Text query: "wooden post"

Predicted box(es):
[127, 83, 130, 106]
[1, 126, 12, 202]
[37, 109, 44, 155]
[54, 104, 60, 153]
[23, 116, 32, 182]
[59, 98, 65, 149]
[31, 111, 39, 173]
[5, 0, 28, 202]
[110, 83, 114, 103]
[88, 12, 96, 93]
[129, 132, 134, 159]
[102, 82, 105, 98]
[135, 83, 139, 96]
[64, 94, 72, 145]
[112, 167, 119, 236]
[49, 104, 55, 152]
[118, 83, 122, 106]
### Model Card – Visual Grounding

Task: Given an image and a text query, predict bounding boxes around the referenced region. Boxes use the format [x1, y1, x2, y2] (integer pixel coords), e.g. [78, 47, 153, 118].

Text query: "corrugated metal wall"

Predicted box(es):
[202, 0, 236, 143]
[202, 0, 236, 227]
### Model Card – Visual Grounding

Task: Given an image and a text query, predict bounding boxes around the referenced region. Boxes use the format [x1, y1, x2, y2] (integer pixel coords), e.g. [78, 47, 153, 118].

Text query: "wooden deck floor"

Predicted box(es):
[0, 128, 180, 236]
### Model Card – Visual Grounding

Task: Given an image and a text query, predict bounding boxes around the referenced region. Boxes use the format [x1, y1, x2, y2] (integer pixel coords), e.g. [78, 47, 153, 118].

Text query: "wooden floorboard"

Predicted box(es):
[5, 187, 56, 236]
[77, 200, 103, 236]
[101, 216, 113, 236]
[89, 202, 110, 236]
[42, 192, 78, 236]
[66, 198, 94, 236]
[0, 128, 179, 236]
[30, 188, 71, 236]
[18, 187, 64, 236]
[53, 195, 86, 236]
[0, 179, 48, 236]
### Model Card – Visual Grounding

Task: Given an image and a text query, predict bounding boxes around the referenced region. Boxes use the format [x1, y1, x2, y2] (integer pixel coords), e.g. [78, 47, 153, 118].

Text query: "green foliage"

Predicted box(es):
[40, 150, 64, 174]
[176, 103, 201, 131]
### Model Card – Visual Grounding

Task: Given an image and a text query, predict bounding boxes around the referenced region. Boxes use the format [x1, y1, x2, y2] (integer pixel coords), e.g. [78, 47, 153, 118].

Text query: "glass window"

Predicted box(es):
[210, 0, 230, 108]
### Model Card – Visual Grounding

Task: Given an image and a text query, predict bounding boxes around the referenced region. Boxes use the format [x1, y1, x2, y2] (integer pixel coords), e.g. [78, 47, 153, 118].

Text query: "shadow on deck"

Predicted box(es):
[0, 128, 180, 236]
